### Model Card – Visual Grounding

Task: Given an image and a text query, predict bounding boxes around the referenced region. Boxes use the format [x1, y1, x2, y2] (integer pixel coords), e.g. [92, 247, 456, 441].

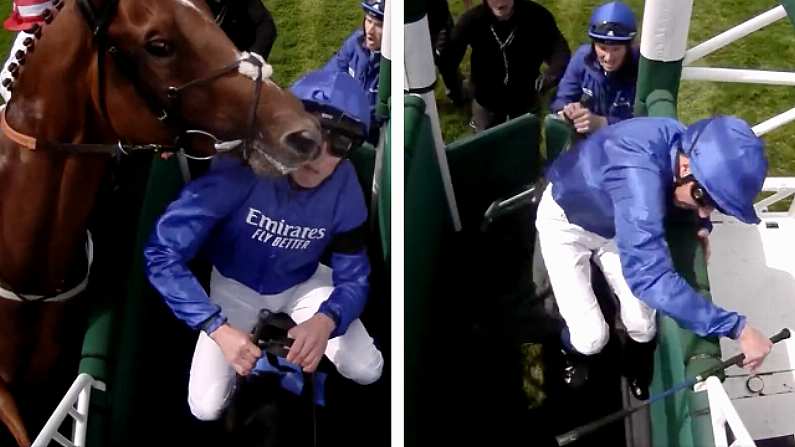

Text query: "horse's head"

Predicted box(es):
[94, 0, 322, 176]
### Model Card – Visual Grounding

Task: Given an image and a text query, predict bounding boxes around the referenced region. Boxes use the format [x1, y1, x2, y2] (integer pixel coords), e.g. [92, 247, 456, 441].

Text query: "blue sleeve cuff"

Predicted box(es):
[201, 313, 228, 335]
[317, 309, 341, 330]
[729, 315, 747, 340]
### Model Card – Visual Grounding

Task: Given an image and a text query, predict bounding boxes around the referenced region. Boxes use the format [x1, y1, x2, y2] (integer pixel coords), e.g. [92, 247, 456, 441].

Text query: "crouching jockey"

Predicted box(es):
[535, 116, 774, 400]
[1, 0, 54, 102]
[550, 1, 639, 135]
[323, 0, 384, 145]
[144, 69, 384, 421]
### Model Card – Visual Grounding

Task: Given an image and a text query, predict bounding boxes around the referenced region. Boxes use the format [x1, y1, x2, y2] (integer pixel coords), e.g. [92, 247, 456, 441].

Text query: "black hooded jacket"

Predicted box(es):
[208, 0, 278, 59]
[442, 0, 570, 112]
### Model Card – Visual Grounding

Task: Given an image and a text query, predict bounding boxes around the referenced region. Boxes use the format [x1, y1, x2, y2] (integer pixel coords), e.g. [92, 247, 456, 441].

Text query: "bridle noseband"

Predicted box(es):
[3, 0, 266, 158]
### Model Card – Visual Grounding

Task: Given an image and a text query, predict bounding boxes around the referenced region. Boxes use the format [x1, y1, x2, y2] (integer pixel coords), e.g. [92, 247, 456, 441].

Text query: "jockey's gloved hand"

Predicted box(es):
[210, 324, 262, 376]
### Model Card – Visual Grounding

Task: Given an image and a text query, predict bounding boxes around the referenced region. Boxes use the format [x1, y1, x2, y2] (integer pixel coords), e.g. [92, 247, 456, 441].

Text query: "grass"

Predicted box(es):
[0, 0, 361, 91]
[441, 0, 795, 176]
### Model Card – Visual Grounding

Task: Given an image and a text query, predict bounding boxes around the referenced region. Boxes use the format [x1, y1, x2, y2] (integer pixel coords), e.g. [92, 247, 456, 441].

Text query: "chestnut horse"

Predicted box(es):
[0, 0, 322, 445]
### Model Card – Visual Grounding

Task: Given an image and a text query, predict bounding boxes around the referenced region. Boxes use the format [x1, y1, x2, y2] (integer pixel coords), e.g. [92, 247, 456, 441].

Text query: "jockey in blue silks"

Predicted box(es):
[535, 116, 774, 399]
[144, 69, 383, 420]
[323, 0, 384, 144]
[551, 1, 639, 135]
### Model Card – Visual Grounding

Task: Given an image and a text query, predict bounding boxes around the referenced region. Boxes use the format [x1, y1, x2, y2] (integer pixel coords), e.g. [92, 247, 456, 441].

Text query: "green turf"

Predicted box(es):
[441, 0, 795, 176]
[0, 0, 361, 92]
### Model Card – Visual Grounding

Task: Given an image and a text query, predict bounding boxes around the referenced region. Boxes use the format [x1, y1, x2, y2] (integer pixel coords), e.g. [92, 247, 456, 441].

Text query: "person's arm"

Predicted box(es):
[439, 8, 474, 81]
[287, 165, 370, 372]
[602, 145, 745, 339]
[287, 227, 370, 372]
[245, 0, 277, 59]
[320, 226, 371, 338]
[537, 7, 571, 93]
[319, 165, 371, 338]
[323, 33, 357, 73]
[550, 48, 585, 113]
[143, 167, 254, 332]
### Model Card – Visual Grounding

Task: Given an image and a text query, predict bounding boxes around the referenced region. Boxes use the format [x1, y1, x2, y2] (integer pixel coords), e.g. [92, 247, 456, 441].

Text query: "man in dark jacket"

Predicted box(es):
[442, 0, 570, 132]
[208, 0, 277, 59]
[427, 0, 468, 105]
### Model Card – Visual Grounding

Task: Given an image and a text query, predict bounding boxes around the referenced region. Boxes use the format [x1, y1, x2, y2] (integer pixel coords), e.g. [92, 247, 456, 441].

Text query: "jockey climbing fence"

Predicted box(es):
[31, 374, 105, 447]
[679, 2, 795, 137]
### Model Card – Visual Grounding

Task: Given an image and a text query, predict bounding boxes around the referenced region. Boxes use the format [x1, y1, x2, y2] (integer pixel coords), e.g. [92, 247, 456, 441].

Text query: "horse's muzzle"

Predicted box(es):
[281, 128, 321, 159]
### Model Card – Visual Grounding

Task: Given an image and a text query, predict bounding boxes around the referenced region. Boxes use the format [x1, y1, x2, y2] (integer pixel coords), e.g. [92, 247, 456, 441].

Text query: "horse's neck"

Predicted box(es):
[0, 2, 111, 294]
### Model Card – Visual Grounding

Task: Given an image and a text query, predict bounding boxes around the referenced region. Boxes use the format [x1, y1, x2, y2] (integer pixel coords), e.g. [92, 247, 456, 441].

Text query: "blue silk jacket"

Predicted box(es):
[546, 117, 746, 339]
[144, 158, 370, 339]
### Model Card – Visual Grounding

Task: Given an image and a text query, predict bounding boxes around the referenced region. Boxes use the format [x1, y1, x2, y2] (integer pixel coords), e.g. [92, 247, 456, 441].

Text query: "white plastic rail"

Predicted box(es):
[31, 373, 106, 447]
[695, 376, 757, 447]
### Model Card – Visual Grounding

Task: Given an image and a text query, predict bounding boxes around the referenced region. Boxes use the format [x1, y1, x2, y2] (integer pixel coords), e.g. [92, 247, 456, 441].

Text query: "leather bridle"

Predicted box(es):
[3, 0, 266, 158]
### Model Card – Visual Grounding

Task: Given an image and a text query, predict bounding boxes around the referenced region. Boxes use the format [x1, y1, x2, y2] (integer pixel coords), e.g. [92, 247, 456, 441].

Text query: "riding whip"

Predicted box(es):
[555, 328, 791, 446]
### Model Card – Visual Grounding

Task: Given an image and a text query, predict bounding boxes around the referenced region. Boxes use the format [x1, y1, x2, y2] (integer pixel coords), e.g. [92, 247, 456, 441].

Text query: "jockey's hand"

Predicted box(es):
[697, 228, 711, 262]
[561, 102, 583, 121]
[569, 106, 607, 134]
[287, 314, 336, 373]
[209, 324, 262, 376]
[738, 325, 773, 373]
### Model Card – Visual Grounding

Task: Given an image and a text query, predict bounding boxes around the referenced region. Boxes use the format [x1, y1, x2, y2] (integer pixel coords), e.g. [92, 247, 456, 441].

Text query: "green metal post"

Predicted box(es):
[636, 2, 720, 446]
[779, 0, 795, 29]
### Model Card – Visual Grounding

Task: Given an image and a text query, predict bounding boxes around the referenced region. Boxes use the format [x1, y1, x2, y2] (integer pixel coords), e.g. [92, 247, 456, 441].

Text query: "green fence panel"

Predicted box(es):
[109, 156, 186, 447]
[379, 121, 391, 260]
[543, 114, 575, 163]
[642, 83, 718, 447]
[445, 113, 542, 229]
[404, 95, 452, 447]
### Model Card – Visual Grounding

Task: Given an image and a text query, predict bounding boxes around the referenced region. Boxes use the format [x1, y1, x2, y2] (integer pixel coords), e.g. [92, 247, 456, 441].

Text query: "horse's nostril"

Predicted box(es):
[282, 130, 320, 156]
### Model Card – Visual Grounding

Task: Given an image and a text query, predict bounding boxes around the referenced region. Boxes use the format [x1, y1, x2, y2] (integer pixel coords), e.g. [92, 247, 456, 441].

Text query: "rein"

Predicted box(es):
[2, 0, 269, 158]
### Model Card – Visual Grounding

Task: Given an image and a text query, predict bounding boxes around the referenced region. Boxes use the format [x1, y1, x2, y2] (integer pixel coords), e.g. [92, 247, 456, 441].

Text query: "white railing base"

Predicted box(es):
[694, 376, 757, 447]
[31, 373, 105, 447]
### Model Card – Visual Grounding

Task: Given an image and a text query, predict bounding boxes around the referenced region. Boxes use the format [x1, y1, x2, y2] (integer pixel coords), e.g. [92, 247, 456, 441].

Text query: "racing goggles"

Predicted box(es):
[589, 22, 636, 42]
[321, 126, 363, 158]
[677, 174, 716, 209]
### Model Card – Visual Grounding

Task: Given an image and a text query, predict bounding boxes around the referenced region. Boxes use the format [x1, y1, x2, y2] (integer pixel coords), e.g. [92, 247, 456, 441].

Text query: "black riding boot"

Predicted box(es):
[559, 347, 591, 389]
[623, 337, 657, 400]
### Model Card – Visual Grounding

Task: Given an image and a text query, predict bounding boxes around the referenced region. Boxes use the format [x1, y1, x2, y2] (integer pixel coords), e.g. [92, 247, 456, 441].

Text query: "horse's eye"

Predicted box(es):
[145, 40, 174, 58]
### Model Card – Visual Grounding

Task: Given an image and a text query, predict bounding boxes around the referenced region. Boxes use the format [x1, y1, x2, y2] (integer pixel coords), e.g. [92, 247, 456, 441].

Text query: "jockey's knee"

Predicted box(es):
[187, 383, 232, 421]
[569, 323, 609, 356]
[337, 349, 384, 385]
[188, 395, 226, 421]
[626, 320, 657, 344]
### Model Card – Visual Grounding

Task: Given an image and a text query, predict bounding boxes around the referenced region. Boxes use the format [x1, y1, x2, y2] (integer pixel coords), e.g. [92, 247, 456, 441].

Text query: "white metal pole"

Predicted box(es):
[753, 106, 795, 136]
[681, 67, 795, 86]
[404, 17, 462, 231]
[32, 374, 95, 447]
[684, 6, 786, 66]
[640, 0, 694, 62]
[72, 385, 93, 447]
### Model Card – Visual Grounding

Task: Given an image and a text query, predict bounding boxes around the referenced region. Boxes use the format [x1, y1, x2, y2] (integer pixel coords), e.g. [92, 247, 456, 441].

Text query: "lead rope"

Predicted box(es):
[489, 25, 516, 86]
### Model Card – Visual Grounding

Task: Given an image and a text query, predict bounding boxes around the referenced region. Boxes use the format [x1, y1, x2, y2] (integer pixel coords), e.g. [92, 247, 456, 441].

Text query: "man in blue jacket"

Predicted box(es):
[535, 116, 773, 399]
[551, 1, 639, 135]
[144, 70, 383, 421]
[324, 0, 384, 144]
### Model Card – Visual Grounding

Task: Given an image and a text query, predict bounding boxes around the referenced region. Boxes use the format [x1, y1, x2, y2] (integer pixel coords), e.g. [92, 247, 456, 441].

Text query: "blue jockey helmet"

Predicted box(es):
[588, 1, 637, 42]
[681, 116, 767, 224]
[289, 69, 371, 139]
[361, 0, 385, 20]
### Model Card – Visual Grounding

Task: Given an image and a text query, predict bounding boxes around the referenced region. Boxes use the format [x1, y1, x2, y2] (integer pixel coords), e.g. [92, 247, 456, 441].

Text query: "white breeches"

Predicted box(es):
[535, 185, 656, 356]
[187, 264, 384, 421]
